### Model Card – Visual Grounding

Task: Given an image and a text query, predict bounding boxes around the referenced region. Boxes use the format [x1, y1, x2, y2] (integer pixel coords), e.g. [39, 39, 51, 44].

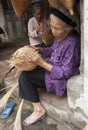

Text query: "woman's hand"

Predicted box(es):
[26, 52, 44, 65]
[27, 45, 43, 53]
[36, 27, 40, 32]
[25, 47, 53, 71]
[26, 52, 52, 71]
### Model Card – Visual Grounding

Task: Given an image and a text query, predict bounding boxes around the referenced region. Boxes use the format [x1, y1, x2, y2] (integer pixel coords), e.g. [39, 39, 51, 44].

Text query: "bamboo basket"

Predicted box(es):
[10, 46, 38, 71]
[14, 99, 24, 130]
[10, 0, 32, 19]
[48, 0, 76, 15]
[42, 29, 54, 46]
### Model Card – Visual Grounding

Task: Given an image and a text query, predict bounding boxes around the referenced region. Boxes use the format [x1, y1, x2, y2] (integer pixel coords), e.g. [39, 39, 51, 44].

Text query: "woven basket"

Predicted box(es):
[42, 29, 54, 46]
[10, 46, 37, 71]
[48, 0, 76, 15]
[10, 0, 32, 19]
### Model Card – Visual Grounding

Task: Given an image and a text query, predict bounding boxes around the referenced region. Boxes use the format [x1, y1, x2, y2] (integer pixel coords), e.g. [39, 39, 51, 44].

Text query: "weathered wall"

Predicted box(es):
[67, 0, 88, 123]
[0, 3, 8, 40]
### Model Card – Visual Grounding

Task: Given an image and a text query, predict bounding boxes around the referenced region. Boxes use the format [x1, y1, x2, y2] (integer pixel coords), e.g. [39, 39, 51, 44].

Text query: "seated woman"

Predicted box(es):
[19, 7, 80, 126]
[28, 3, 47, 47]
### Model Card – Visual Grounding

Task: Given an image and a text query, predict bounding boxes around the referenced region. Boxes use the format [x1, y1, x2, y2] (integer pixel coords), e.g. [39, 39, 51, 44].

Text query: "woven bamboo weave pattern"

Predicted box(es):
[10, 46, 38, 71]
[48, 0, 76, 15]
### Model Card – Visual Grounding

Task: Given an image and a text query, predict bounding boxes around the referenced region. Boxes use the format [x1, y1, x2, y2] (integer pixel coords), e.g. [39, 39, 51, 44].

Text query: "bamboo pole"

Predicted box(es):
[83, 123, 88, 130]
[0, 67, 15, 83]
[0, 86, 12, 93]
[14, 99, 24, 130]
[0, 83, 18, 113]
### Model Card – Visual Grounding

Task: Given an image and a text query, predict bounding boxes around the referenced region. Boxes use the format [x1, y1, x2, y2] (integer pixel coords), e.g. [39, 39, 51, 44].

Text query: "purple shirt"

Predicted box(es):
[42, 31, 80, 96]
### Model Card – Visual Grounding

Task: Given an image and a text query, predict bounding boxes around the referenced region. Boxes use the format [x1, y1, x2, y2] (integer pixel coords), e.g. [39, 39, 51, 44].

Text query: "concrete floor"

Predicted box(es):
[0, 95, 58, 130]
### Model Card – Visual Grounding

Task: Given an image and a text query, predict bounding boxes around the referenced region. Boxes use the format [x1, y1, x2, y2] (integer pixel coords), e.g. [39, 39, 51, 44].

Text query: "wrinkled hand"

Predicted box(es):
[26, 45, 43, 53]
[26, 51, 43, 65]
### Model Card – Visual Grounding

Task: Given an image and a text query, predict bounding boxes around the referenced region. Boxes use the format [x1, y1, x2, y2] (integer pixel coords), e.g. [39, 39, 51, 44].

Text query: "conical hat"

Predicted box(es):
[48, 0, 59, 8]
[10, 0, 32, 19]
[59, 0, 76, 15]
[48, 0, 76, 15]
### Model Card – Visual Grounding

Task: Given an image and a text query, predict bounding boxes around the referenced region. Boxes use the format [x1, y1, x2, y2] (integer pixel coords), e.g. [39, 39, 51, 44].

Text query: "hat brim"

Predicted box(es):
[50, 7, 77, 28]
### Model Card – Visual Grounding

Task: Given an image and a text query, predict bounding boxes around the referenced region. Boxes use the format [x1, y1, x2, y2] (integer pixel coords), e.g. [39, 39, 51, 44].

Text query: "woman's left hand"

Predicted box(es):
[26, 52, 44, 65]
[26, 51, 53, 71]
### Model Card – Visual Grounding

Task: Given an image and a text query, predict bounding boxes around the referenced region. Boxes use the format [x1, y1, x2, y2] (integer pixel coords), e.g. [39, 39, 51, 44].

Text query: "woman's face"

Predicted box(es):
[50, 16, 66, 39]
[34, 8, 43, 22]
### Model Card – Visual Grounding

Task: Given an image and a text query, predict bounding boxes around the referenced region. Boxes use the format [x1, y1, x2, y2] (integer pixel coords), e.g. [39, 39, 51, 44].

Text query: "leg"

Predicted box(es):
[19, 69, 46, 125]
[23, 102, 46, 126]
[19, 68, 46, 102]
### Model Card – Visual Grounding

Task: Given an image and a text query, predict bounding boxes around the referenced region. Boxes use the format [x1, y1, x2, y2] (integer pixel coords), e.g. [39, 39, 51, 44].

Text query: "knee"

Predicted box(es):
[19, 71, 26, 81]
[19, 71, 30, 82]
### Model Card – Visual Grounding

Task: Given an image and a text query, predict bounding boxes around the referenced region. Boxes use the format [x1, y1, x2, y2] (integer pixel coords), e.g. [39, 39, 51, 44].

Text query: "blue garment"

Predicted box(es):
[42, 31, 80, 96]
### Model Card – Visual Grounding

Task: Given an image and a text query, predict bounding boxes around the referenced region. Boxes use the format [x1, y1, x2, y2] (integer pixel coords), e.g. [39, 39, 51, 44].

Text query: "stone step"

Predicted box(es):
[40, 93, 80, 130]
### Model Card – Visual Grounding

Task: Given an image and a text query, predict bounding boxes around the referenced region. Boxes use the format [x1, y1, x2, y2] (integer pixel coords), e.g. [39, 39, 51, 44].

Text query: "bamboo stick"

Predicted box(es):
[0, 67, 15, 83]
[14, 99, 24, 130]
[0, 86, 12, 93]
[83, 123, 88, 130]
[0, 83, 18, 113]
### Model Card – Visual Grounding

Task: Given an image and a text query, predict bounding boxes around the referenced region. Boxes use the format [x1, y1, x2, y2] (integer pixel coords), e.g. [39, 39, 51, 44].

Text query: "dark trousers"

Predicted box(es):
[19, 67, 46, 103]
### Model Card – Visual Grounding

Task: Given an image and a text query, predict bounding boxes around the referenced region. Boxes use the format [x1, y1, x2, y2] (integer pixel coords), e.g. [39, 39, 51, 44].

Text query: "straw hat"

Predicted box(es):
[10, 46, 38, 71]
[48, 0, 76, 15]
[50, 6, 77, 27]
[10, 0, 32, 19]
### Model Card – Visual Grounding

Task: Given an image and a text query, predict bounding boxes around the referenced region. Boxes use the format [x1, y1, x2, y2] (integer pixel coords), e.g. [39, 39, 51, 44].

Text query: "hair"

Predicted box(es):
[32, 3, 42, 15]
[50, 14, 72, 30]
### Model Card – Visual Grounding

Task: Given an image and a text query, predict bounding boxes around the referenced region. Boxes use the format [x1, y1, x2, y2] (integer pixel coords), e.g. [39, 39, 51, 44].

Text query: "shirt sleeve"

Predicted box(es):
[50, 38, 80, 79]
[42, 46, 53, 58]
[28, 19, 39, 38]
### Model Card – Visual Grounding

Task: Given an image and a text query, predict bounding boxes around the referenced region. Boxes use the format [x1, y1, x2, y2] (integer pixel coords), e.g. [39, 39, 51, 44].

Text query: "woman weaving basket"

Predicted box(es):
[19, 7, 80, 126]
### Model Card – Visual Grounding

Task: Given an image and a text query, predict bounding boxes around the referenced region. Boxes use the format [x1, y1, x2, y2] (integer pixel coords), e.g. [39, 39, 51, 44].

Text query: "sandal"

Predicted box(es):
[1, 101, 15, 119]
[23, 112, 47, 126]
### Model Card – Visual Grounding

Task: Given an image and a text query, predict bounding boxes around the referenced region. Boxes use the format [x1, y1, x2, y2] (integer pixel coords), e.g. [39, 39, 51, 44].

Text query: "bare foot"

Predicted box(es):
[23, 109, 46, 126]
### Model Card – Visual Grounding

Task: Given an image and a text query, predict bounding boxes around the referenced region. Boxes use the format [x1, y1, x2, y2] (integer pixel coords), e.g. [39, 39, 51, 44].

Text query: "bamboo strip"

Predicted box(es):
[14, 99, 24, 130]
[0, 83, 18, 113]
[83, 123, 88, 130]
[0, 67, 15, 83]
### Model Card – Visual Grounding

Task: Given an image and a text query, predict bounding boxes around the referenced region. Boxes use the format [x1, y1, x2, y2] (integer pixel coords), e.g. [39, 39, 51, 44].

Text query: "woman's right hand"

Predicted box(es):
[36, 28, 40, 34]
[36, 47, 43, 53]
[27, 45, 43, 53]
